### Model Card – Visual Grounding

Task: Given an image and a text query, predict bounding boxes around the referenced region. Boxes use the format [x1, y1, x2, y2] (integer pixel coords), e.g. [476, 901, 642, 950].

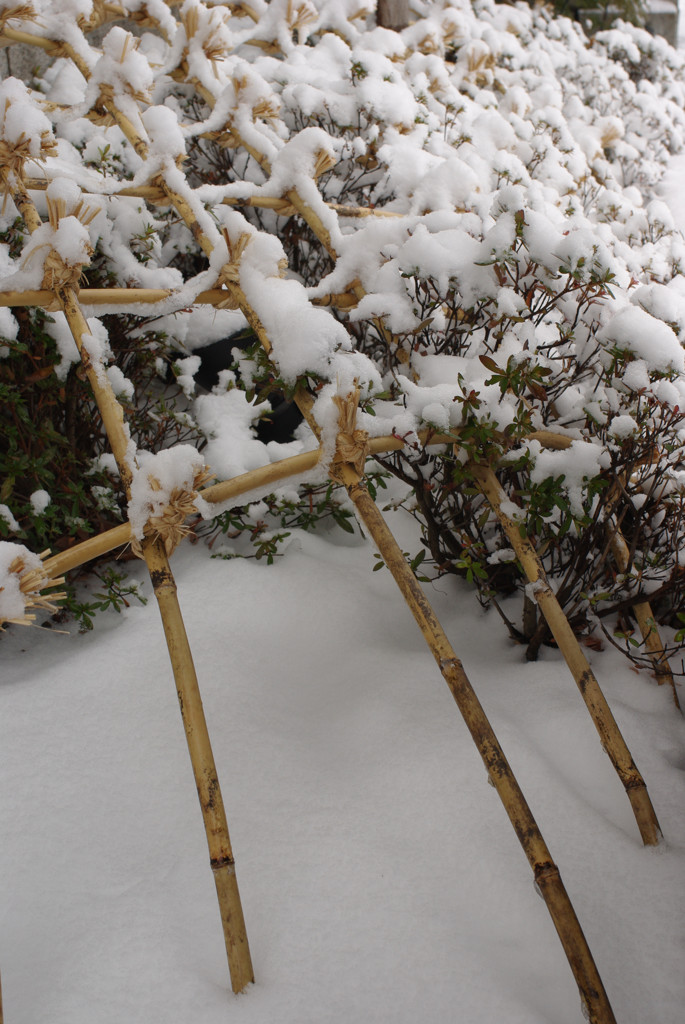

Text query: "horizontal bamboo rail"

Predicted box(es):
[41, 431, 459, 580]
[469, 461, 662, 846]
[0, 286, 359, 311]
[22, 176, 404, 219]
[0, 287, 246, 307]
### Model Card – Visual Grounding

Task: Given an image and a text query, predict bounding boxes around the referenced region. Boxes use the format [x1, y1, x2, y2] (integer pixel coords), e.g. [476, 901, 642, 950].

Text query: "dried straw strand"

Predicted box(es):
[0, 551, 66, 629]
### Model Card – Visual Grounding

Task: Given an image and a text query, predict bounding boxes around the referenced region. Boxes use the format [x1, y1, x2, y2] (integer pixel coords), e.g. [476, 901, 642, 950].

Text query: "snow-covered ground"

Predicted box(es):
[1, 495, 684, 1024]
[2, 4, 685, 1020]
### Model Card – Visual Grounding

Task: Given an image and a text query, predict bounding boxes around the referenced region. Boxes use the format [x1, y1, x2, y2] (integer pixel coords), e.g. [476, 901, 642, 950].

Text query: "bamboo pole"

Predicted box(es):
[468, 461, 662, 846]
[0, 25, 91, 77]
[330, 455, 617, 1024]
[23, 176, 404, 218]
[142, 537, 253, 992]
[503, 432, 678, 703]
[0, 286, 359, 310]
[42, 432, 462, 580]
[4, 179, 254, 993]
[608, 525, 679, 708]
[601, 481, 680, 707]
[57, 296, 254, 993]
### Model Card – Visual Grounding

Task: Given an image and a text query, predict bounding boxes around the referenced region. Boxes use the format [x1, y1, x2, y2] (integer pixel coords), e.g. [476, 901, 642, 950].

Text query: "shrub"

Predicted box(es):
[2, 0, 685, 667]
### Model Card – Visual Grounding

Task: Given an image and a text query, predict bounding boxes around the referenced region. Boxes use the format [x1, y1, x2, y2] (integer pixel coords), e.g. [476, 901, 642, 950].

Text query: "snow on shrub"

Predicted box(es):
[1, 0, 685, 661]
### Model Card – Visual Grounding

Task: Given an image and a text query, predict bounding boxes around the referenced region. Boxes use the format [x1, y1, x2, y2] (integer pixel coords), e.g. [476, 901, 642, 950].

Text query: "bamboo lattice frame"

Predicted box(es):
[0, 4, 671, 1022]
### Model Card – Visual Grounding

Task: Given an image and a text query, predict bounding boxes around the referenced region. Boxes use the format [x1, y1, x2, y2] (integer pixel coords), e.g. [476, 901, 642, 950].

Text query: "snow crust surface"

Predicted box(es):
[1, 520, 684, 1024]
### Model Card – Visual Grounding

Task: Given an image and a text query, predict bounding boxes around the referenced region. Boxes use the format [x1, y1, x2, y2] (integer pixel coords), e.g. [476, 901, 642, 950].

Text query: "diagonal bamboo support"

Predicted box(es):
[240, 387, 619, 1022]
[522, 433, 679, 706]
[330, 454, 617, 1024]
[469, 460, 662, 846]
[142, 537, 253, 992]
[57, 297, 255, 993]
[3, 176, 254, 994]
[608, 520, 679, 710]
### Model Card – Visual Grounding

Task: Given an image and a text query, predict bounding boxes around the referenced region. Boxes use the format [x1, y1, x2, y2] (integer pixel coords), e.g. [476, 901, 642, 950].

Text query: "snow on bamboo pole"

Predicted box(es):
[54, 305, 255, 993]
[176, 59, 410, 361]
[23, 175, 404, 218]
[468, 461, 662, 847]
[0, 286, 359, 310]
[325, 393, 617, 1024]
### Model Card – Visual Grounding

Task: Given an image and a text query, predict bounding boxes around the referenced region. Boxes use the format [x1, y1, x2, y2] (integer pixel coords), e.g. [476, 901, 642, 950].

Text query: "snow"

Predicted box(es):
[1, 518, 684, 1024]
[598, 305, 685, 374]
[29, 490, 51, 515]
[127, 445, 206, 544]
[0, 541, 43, 621]
[2, 2, 685, 1020]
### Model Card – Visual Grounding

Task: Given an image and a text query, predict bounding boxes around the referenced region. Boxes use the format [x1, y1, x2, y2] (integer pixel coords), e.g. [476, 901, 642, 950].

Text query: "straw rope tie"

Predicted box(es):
[131, 466, 213, 558]
[0, 552, 65, 629]
[216, 231, 254, 307]
[0, 131, 57, 211]
[312, 148, 336, 179]
[330, 388, 369, 482]
[40, 247, 90, 292]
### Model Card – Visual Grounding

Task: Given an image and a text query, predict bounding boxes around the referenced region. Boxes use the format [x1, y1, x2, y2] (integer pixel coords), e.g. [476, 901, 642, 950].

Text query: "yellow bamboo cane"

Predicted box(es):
[608, 525, 679, 708]
[142, 537, 253, 992]
[468, 460, 662, 846]
[42, 432, 464, 580]
[332, 454, 617, 1024]
[522, 434, 678, 702]
[4, 177, 254, 993]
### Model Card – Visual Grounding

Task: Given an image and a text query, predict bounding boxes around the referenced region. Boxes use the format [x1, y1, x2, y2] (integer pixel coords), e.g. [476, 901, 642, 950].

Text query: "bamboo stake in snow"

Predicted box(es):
[4, 178, 254, 994]
[142, 537, 253, 992]
[57, 293, 255, 995]
[607, 520, 679, 710]
[324, 400, 617, 1024]
[522, 434, 678, 706]
[468, 460, 662, 846]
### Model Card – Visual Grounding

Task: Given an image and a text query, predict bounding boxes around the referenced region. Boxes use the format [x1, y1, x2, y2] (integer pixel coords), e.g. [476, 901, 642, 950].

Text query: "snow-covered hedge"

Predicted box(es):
[2, 0, 685, 658]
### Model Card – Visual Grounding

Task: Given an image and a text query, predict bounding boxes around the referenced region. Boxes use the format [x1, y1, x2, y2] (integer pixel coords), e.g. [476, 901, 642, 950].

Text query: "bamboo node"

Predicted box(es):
[329, 387, 369, 482]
